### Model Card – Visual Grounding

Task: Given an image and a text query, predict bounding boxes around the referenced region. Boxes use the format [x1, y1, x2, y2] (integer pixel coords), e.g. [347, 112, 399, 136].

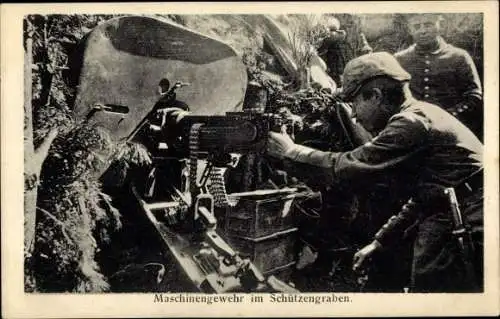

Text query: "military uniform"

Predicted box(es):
[269, 52, 484, 292]
[317, 37, 350, 87]
[395, 36, 483, 139]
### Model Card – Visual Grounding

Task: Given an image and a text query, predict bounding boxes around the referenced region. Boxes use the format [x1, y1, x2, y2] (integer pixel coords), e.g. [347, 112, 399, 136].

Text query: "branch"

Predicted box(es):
[99, 192, 122, 230]
[36, 206, 73, 244]
[31, 63, 70, 71]
[27, 128, 59, 180]
[47, 18, 55, 37]
[47, 35, 78, 45]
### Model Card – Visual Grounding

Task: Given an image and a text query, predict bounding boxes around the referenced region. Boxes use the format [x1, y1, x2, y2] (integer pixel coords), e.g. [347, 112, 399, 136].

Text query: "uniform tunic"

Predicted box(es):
[395, 37, 483, 139]
[285, 98, 483, 292]
[317, 37, 351, 86]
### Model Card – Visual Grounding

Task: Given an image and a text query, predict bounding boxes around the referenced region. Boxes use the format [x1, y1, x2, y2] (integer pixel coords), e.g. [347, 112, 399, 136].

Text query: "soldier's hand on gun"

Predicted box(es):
[267, 128, 296, 160]
[352, 240, 382, 272]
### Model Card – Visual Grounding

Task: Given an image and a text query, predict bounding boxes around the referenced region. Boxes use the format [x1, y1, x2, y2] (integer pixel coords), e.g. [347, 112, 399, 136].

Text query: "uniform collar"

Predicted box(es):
[382, 97, 416, 134]
[414, 36, 448, 55]
[399, 97, 416, 112]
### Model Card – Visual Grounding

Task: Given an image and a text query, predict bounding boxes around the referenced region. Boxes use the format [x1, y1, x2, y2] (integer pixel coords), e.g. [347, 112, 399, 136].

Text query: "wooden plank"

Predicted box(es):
[131, 186, 206, 288]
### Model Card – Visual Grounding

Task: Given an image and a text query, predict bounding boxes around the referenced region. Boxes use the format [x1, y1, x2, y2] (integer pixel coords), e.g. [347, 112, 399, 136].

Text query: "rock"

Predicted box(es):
[72, 15, 247, 143]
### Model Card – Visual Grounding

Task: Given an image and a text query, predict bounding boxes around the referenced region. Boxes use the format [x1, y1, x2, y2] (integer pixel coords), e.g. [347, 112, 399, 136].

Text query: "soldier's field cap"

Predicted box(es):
[341, 52, 411, 101]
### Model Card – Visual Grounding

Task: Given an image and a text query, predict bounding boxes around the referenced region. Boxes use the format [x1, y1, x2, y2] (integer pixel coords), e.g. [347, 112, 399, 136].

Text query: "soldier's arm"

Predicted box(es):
[454, 50, 483, 113]
[353, 197, 421, 271]
[333, 112, 430, 181]
[335, 102, 373, 147]
[274, 112, 430, 188]
[373, 198, 421, 247]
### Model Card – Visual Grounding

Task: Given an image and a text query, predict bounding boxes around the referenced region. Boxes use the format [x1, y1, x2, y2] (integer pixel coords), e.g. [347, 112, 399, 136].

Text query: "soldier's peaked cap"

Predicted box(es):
[341, 52, 411, 100]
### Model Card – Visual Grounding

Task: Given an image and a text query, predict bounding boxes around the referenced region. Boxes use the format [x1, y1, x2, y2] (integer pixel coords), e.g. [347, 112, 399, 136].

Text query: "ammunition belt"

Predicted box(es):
[189, 123, 204, 196]
[208, 167, 236, 208]
[189, 123, 233, 208]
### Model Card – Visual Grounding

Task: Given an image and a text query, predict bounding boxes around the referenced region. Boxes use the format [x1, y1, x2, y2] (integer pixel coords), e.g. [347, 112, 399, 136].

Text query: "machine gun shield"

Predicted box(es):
[72, 15, 247, 145]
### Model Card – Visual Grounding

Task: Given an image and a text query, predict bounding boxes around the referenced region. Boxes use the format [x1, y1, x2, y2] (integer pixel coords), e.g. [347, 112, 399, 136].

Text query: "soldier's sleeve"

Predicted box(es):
[455, 50, 483, 110]
[373, 198, 421, 247]
[393, 47, 412, 68]
[281, 111, 430, 188]
[393, 49, 404, 59]
[333, 112, 431, 181]
[335, 102, 373, 147]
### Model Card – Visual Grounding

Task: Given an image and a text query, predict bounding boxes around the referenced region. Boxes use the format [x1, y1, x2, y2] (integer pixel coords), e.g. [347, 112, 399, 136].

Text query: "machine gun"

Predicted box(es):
[111, 79, 302, 293]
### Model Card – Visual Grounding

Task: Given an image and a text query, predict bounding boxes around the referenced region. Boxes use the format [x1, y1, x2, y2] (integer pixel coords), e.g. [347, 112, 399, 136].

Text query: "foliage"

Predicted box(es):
[287, 14, 330, 71]
[101, 142, 153, 189]
[33, 122, 123, 292]
[288, 15, 331, 47]
[242, 46, 290, 95]
[241, 14, 353, 152]
[273, 88, 356, 152]
[25, 14, 123, 292]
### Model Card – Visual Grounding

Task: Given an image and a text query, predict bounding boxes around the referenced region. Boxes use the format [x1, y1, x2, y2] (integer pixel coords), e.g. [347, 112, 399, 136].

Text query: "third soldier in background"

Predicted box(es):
[395, 13, 483, 140]
[317, 17, 350, 87]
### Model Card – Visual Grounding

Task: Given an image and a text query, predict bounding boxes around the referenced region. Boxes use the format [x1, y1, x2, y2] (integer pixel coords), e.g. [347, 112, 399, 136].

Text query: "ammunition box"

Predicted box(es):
[226, 228, 298, 276]
[224, 194, 296, 238]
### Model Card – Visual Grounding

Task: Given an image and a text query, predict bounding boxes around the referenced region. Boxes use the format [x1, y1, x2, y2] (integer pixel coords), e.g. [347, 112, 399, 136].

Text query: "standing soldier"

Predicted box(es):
[395, 13, 483, 140]
[266, 52, 483, 292]
[317, 17, 350, 87]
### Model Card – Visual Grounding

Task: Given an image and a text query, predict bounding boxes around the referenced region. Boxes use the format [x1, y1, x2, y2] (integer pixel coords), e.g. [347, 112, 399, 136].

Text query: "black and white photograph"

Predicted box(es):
[2, 1, 499, 318]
